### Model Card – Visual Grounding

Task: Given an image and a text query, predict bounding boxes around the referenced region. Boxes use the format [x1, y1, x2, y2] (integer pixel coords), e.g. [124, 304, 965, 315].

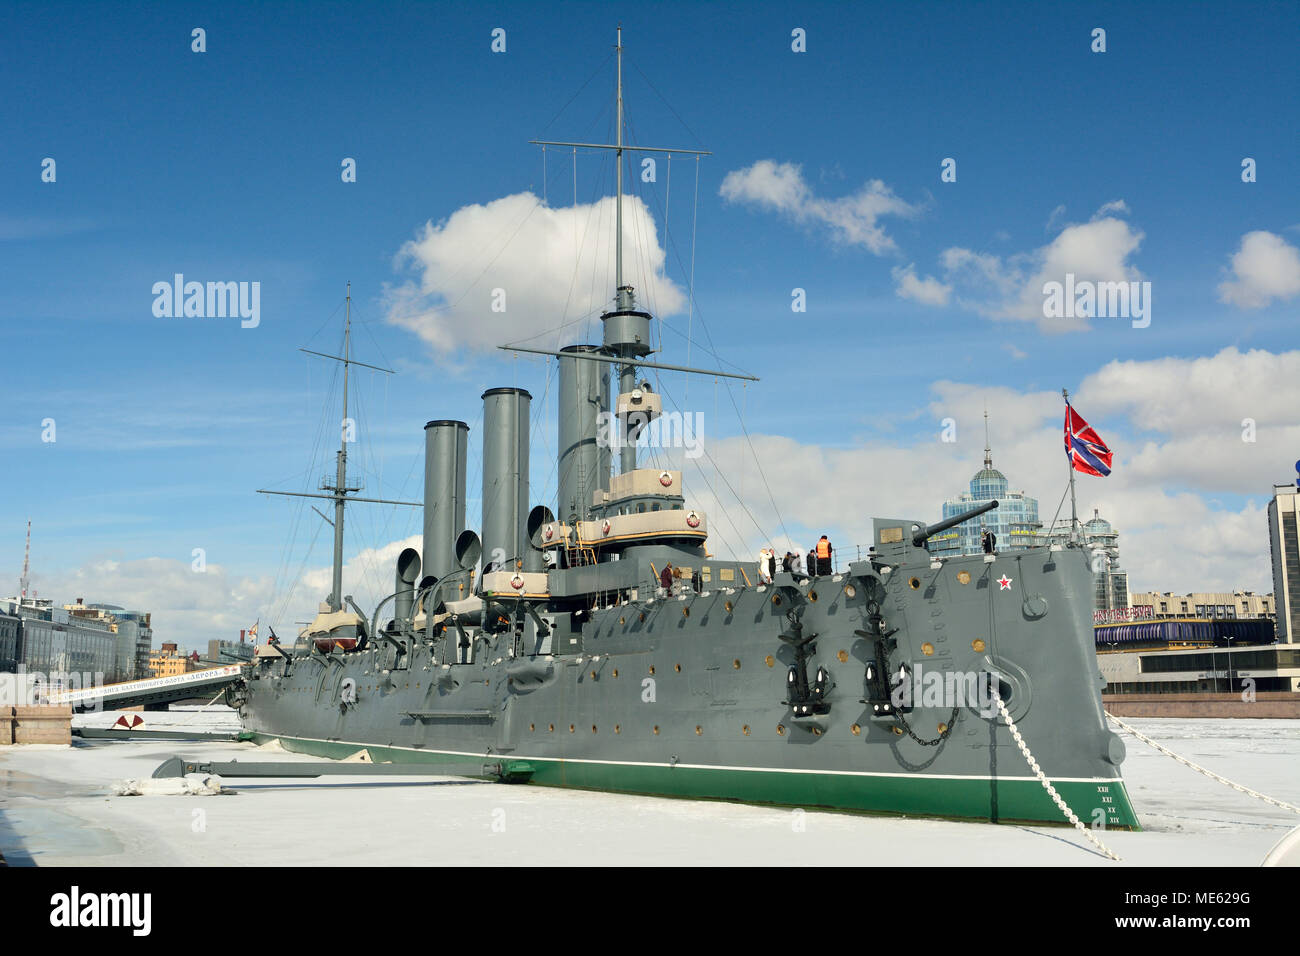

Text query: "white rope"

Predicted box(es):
[1106, 711, 1300, 815]
[993, 692, 1121, 860]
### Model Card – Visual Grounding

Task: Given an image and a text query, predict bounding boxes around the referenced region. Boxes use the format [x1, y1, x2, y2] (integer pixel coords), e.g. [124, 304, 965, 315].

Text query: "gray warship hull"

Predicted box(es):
[236, 542, 1139, 828]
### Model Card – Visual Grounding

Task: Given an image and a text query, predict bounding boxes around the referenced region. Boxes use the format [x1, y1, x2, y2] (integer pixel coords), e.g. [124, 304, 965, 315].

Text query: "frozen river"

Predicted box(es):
[1, 708, 1297, 866]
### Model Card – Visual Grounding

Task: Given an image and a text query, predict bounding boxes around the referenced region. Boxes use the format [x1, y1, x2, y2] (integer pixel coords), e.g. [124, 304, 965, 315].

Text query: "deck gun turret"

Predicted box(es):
[870, 499, 999, 563]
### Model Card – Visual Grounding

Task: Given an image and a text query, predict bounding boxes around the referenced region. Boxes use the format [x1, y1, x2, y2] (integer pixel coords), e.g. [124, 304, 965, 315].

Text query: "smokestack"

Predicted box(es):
[423, 420, 469, 585]
[557, 345, 610, 524]
[481, 388, 531, 572]
[394, 547, 421, 627]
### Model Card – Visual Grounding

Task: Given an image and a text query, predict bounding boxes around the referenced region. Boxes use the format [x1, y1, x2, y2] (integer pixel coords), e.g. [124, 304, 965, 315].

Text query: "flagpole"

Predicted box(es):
[1063, 387, 1079, 543]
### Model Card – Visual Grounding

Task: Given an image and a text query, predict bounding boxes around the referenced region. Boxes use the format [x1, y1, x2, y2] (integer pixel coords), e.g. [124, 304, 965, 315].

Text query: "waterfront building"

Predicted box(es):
[0, 610, 19, 671]
[149, 642, 197, 677]
[1128, 590, 1275, 622]
[1268, 483, 1300, 643]
[6, 600, 122, 681]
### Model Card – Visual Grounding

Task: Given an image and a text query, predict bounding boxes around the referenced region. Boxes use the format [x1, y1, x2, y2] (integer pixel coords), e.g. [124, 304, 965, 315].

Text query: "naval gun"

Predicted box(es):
[912, 499, 999, 547]
[870, 499, 999, 564]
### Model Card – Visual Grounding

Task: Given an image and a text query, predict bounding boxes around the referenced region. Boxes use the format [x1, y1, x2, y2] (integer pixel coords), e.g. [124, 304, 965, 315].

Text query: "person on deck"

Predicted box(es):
[660, 563, 674, 593]
[815, 535, 833, 575]
[981, 527, 997, 554]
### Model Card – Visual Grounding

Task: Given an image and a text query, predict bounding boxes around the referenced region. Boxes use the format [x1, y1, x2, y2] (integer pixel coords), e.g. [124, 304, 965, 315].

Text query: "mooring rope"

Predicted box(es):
[1106, 711, 1300, 816]
[993, 691, 1122, 860]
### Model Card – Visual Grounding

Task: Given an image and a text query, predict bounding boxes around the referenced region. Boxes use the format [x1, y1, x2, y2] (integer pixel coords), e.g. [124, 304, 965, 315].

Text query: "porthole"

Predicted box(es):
[592, 725, 598, 734]
[892, 726, 903, 736]
[724, 601, 734, 613]
[764, 655, 775, 668]
[937, 722, 948, 734]
[836, 650, 848, 663]
[653, 725, 660, 735]
[972, 639, 986, 652]
[776, 724, 786, 736]
[742, 724, 751, 736]
[732, 659, 741, 670]
[851, 723, 861, 736]
[808, 590, 818, 602]
[639, 612, 646, 623]
[909, 577, 921, 590]
[674, 663, 682, 673]
[649, 665, 656, 675]
[957, 571, 971, 585]
[683, 607, 690, 618]
[548, 723, 555, 732]
[612, 668, 619, 678]
[590, 670, 597, 679]
[614, 724, 621, 734]
[569, 724, 575, 733]
[529, 723, 535, 732]
[772, 594, 783, 606]
[695, 726, 703, 736]
[921, 643, 934, 656]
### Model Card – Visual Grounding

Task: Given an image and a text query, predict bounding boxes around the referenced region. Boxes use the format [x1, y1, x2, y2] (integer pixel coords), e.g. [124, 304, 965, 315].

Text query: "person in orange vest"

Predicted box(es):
[815, 535, 832, 575]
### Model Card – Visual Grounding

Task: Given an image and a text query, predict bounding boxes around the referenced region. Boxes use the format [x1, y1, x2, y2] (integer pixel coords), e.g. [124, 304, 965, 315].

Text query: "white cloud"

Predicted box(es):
[719, 160, 920, 254]
[385, 192, 685, 355]
[938, 210, 1145, 327]
[892, 264, 951, 306]
[1076, 346, 1300, 494]
[39, 556, 273, 656]
[1092, 199, 1130, 219]
[1217, 230, 1300, 308]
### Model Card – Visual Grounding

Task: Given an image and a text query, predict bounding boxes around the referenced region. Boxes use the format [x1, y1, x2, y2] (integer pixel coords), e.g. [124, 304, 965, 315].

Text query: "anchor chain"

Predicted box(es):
[893, 703, 960, 747]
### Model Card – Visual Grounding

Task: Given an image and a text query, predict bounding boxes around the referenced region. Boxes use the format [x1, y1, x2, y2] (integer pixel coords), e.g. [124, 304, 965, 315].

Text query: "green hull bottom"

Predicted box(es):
[247, 732, 1142, 830]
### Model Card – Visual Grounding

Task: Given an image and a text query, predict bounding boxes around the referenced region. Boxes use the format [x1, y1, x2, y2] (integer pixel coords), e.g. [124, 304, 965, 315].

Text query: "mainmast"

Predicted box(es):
[527, 27, 714, 479]
[615, 25, 627, 310]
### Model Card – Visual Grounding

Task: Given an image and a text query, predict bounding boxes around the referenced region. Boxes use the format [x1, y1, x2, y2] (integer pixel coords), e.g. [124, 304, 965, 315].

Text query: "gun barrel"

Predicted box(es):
[913, 499, 999, 546]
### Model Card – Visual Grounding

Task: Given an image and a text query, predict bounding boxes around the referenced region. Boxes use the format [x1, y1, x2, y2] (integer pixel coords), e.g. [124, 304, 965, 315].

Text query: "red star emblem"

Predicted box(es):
[997, 575, 1013, 591]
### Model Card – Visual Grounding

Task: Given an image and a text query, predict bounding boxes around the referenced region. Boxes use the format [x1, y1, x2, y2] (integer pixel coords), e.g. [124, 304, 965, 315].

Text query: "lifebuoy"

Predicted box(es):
[510, 574, 525, 590]
[544, 524, 554, 541]
[686, 511, 700, 528]
[659, 471, 672, 487]
[601, 519, 612, 536]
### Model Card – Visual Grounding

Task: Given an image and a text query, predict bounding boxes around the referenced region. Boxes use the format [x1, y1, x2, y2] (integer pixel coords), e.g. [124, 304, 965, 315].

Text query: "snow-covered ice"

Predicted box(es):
[2, 709, 1297, 866]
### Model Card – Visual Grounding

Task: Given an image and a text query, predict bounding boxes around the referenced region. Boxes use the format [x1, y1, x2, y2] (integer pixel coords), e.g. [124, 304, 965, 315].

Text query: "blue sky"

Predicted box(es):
[2, 1, 1297, 648]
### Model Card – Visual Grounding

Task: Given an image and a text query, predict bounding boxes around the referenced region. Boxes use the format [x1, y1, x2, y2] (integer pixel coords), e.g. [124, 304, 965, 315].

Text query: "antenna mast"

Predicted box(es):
[20, 519, 30, 601]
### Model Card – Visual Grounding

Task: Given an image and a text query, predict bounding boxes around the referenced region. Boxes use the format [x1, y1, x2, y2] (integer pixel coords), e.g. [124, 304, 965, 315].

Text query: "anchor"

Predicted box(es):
[778, 608, 830, 718]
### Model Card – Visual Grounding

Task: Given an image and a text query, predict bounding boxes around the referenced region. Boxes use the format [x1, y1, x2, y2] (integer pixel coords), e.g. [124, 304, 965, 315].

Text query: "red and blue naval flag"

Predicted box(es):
[1064, 403, 1113, 477]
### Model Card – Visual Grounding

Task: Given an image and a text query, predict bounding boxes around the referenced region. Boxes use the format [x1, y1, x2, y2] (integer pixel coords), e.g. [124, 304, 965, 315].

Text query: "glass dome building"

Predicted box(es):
[928, 418, 1041, 557]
